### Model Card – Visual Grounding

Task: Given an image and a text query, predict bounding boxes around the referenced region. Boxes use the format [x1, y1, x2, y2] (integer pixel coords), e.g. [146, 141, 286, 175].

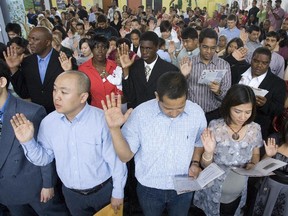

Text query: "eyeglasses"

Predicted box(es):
[200, 45, 217, 51]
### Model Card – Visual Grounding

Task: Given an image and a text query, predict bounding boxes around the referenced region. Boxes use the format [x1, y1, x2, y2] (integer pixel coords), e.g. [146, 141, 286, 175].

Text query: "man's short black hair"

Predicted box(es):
[157, 72, 187, 101]
[140, 31, 159, 47]
[199, 28, 218, 44]
[266, 31, 280, 41]
[181, 27, 198, 40]
[247, 25, 260, 33]
[252, 47, 272, 61]
[97, 14, 107, 23]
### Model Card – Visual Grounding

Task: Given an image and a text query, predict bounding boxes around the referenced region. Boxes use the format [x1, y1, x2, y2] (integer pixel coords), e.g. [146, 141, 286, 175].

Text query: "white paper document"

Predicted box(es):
[232, 157, 287, 177]
[251, 87, 269, 97]
[198, 69, 227, 85]
[173, 163, 225, 194]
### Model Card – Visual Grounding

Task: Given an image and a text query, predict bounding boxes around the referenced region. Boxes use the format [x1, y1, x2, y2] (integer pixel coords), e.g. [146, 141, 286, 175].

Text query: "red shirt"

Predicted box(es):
[79, 58, 118, 109]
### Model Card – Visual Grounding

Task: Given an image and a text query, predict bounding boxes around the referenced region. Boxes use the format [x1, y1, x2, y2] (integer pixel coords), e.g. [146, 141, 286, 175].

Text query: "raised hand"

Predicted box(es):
[264, 138, 278, 157]
[167, 41, 176, 54]
[240, 29, 248, 45]
[117, 43, 136, 69]
[10, 113, 34, 143]
[119, 28, 127, 38]
[101, 93, 133, 129]
[179, 56, 192, 77]
[3, 46, 24, 73]
[201, 128, 216, 154]
[58, 51, 72, 71]
[232, 47, 248, 61]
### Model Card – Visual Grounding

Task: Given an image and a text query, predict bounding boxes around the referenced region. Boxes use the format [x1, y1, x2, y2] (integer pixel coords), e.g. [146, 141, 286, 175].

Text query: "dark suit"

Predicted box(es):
[235, 69, 286, 139]
[0, 95, 69, 215]
[123, 57, 179, 108]
[11, 49, 77, 113]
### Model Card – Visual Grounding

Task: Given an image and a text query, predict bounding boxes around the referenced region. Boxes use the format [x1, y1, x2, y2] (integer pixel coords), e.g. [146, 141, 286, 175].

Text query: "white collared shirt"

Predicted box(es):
[144, 55, 158, 80]
[239, 67, 267, 88]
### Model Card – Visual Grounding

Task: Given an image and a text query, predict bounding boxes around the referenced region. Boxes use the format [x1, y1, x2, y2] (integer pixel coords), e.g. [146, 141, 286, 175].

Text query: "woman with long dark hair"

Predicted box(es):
[194, 84, 262, 216]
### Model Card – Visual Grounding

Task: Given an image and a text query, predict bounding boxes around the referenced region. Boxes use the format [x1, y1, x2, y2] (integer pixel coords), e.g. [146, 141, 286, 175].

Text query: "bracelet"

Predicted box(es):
[191, 160, 200, 166]
[248, 161, 255, 165]
[202, 152, 213, 161]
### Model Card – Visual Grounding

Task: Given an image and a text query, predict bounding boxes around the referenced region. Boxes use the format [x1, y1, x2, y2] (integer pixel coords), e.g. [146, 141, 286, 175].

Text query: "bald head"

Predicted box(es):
[30, 26, 52, 41]
[57, 71, 91, 94]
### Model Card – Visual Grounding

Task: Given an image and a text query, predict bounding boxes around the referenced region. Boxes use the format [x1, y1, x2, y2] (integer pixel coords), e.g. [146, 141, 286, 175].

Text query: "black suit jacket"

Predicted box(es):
[123, 57, 179, 108]
[11, 49, 77, 113]
[0, 95, 56, 205]
[235, 69, 286, 139]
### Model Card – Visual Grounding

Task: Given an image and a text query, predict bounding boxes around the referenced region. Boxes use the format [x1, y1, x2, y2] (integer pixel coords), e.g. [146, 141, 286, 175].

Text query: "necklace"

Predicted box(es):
[100, 70, 107, 79]
[227, 125, 244, 140]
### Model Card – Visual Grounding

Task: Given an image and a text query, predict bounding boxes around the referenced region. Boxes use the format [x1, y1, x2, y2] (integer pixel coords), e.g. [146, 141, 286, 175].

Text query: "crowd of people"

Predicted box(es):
[0, 0, 288, 215]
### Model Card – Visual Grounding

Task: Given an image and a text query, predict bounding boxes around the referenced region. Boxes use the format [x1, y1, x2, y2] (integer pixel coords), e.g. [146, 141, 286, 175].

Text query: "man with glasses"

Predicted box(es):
[180, 28, 231, 123]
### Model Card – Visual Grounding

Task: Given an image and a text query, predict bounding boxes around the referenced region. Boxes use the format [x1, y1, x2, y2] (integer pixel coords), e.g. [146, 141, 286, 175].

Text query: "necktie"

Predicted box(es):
[145, 65, 151, 81]
[0, 111, 3, 137]
[39, 59, 45, 83]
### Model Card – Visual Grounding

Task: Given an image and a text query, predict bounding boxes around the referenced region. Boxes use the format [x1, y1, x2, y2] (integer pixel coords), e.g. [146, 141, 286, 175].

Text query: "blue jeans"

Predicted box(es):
[137, 182, 193, 216]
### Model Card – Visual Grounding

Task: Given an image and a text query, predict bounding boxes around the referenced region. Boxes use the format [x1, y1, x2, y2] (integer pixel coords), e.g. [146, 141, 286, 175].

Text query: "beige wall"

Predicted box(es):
[51, 0, 227, 17]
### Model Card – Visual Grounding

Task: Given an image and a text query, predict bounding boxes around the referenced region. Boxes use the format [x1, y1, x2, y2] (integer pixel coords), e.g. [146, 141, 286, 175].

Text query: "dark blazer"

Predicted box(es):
[123, 57, 179, 108]
[0, 95, 56, 205]
[11, 49, 77, 113]
[235, 68, 286, 139]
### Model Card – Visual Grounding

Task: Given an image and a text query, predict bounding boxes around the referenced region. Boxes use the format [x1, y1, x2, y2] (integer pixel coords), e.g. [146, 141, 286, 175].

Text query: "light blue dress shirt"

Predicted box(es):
[22, 104, 127, 198]
[37, 48, 53, 83]
[219, 27, 240, 42]
[122, 99, 207, 190]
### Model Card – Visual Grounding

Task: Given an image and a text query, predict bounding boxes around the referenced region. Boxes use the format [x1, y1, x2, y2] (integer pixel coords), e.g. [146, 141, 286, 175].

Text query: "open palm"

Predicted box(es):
[102, 93, 133, 129]
[180, 56, 192, 77]
[3, 46, 24, 70]
[201, 128, 216, 154]
[264, 138, 278, 157]
[10, 113, 34, 143]
[118, 43, 135, 69]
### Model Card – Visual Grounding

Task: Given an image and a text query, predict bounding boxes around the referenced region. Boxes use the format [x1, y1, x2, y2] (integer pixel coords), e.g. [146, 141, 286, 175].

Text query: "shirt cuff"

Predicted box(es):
[112, 185, 124, 199]
[21, 138, 37, 151]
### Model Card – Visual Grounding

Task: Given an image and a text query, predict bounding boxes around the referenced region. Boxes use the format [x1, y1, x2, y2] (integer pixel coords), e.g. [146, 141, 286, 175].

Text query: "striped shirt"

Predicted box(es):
[187, 54, 231, 112]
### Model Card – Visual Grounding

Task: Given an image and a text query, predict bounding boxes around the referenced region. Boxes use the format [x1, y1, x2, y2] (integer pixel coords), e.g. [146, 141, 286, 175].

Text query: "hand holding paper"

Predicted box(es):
[198, 69, 227, 85]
